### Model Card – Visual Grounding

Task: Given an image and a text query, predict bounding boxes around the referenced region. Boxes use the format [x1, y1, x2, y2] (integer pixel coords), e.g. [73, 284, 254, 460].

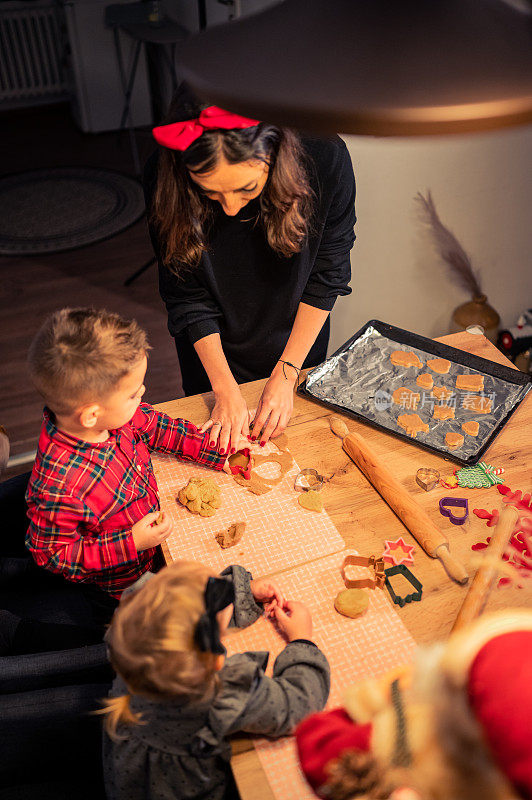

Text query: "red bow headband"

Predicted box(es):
[152, 106, 260, 151]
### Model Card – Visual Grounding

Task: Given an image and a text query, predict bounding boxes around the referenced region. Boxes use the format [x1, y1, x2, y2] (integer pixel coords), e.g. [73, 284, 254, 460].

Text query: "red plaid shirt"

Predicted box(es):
[26, 403, 225, 597]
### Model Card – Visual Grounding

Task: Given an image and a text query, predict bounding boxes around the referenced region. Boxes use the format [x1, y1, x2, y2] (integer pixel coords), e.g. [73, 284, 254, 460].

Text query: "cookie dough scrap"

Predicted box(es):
[427, 358, 451, 375]
[298, 489, 323, 513]
[445, 432, 464, 450]
[178, 477, 221, 517]
[390, 350, 422, 369]
[462, 420, 480, 437]
[334, 588, 369, 619]
[456, 374, 484, 392]
[462, 395, 492, 414]
[433, 404, 455, 421]
[233, 449, 294, 495]
[416, 373, 434, 391]
[215, 522, 246, 549]
[433, 385, 453, 402]
[398, 413, 429, 438]
[392, 387, 421, 410]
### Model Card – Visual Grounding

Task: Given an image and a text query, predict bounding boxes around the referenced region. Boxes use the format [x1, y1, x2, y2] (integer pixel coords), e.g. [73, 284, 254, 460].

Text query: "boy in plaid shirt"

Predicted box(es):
[25, 308, 227, 615]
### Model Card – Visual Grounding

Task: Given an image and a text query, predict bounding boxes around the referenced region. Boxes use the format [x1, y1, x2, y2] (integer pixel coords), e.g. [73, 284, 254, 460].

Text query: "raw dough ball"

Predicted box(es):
[334, 588, 369, 618]
[456, 374, 484, 392]
[215, 522, 246, 549]
[390, 350, 422, 369]
[427, 358, 451, 374]
[298, 490, 323, 513]
[462, 420, 479, 437]
[178, 477, 221, 516]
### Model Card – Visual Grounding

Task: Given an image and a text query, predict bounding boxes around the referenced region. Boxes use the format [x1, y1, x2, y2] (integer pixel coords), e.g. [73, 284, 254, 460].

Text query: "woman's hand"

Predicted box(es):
[200, 384, 250, 455]
[251, 363, 297, 445]
[250, 578, 285, 617]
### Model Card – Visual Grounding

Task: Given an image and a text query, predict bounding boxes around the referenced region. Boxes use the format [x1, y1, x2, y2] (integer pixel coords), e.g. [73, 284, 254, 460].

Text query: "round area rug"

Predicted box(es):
[0, 167, 146, 255]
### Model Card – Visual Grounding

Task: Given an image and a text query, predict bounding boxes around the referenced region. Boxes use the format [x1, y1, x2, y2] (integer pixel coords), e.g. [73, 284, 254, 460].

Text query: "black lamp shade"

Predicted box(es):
[178, 0, 532, 136]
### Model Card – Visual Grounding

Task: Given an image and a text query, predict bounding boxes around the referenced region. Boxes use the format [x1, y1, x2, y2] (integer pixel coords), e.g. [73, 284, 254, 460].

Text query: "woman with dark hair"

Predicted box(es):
[144, 85, 356, 455]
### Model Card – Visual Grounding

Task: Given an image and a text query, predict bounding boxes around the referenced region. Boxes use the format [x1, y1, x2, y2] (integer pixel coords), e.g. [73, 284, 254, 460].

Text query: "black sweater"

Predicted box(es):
[143, 135, 356, 382]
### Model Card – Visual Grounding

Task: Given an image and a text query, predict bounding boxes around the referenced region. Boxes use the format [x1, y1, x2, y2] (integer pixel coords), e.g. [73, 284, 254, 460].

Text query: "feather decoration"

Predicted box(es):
[415, 190, 483, 298]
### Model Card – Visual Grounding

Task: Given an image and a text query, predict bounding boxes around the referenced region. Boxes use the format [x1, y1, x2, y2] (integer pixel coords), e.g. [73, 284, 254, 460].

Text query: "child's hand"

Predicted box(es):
[132, 512, 171, 552]
[273, 600, 313, 642]
[250, 578, 285, 616]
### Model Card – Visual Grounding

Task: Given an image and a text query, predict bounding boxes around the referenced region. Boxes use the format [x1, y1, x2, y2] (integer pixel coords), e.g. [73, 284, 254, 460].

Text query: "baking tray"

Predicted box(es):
[298, 320, 531, 466]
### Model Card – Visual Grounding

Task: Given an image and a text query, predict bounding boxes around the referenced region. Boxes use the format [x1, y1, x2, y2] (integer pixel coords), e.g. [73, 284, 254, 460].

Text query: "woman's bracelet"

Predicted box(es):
[278, 359, 301, 382]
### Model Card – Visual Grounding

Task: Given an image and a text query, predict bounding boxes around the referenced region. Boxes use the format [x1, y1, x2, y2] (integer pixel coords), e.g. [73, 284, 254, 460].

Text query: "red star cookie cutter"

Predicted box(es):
[382, 537, 415, 566]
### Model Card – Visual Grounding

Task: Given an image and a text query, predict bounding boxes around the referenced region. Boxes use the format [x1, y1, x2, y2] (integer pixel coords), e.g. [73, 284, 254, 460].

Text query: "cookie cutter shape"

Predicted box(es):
[341, 554, 386, 590]
[382, 537, 415, 566]
[439, 496, 469, 525]
[415, 467, 440, 492]
[294, 468, 324, 492]
[384, 565, 423, 607]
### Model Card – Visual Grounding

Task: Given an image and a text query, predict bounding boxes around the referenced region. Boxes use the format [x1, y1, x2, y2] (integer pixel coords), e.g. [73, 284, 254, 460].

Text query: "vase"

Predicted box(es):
[451, 295, 500, 343]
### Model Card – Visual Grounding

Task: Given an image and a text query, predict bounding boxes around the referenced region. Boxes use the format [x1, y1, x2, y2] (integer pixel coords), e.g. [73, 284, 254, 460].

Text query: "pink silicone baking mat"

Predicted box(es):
[224, 552, 417, 800]
[151, 440, 346, 576]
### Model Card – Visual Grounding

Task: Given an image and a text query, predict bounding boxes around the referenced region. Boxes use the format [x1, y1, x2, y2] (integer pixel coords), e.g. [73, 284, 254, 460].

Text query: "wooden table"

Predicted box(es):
[156, 331, 531, 800]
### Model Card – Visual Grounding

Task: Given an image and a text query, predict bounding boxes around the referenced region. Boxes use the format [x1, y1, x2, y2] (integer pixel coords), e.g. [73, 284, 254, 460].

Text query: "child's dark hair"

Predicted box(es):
[27, 308, 149, 415]
[151, 84, 314, 273]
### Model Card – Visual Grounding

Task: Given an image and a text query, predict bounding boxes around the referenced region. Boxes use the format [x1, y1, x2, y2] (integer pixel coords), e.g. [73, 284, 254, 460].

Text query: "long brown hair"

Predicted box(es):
[150, 88, 314, 275]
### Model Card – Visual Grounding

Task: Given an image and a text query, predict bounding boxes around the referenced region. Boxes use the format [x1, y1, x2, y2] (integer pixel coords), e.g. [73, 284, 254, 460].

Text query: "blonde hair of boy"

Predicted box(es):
[27, 307, 150, 416]
[99, 561, 221, 739]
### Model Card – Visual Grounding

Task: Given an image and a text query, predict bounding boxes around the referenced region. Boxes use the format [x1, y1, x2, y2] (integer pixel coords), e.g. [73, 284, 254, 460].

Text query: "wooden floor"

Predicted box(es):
[0, 104, 183, 471]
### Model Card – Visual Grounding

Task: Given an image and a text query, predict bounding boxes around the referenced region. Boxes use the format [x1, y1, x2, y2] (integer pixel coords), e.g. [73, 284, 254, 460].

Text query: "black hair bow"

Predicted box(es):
[194, 576, 235, 655]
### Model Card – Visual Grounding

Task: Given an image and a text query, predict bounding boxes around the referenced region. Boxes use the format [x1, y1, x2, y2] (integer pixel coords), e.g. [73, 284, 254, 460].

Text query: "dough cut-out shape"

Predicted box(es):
[397, 413, 429, 438]
[233, 449, 293, 495]
[433, 385, 453, 402]
[445, 432, 464, 450]
[228, 448, 253, 480]
[433, 404, 455, 421]
[416, 373, 434, 390]
[427, 358, 451, 374]
[178, 477, 221, 516]
[298, 489, 324, 512]
[462, 420, 479, 437]
[462, 394, 492, 414]
[390, 350, 422, 369]
[392, 387, 420, 410]
[334, 588, 369, 618]
[456, 374, 484, 392]
[215, 521, 246, 549]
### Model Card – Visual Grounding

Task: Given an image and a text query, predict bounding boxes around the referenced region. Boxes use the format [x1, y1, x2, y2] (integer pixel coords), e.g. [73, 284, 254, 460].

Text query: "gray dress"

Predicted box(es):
[102, 565, 330, 800]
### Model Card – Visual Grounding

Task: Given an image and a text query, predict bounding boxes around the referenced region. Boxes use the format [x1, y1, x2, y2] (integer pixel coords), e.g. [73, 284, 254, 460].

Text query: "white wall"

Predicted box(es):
[331, 126, 532, 353]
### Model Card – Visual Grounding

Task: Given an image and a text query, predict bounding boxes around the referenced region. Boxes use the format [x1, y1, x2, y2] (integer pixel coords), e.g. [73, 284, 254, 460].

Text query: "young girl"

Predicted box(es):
[101, 561, 330, 800]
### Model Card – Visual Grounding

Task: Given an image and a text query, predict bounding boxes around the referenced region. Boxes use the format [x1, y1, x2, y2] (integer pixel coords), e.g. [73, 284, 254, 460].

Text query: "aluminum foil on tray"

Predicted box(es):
[303, 323, 530, 465]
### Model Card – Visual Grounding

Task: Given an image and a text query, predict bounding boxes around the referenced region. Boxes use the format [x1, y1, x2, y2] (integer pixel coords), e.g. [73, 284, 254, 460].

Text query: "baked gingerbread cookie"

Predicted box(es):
[427, 358, 451, 374]
[462, 420, 480, 437]
[416, 373, 434, 391]
[462, 394, 492, 414]
[398, 413, 429, 438]
[392, 387, 421, 410]
[456, 374, 485, 392]
[390, 350, 422, 369]
[445, 432, 464, 450]
[334, 588, 369, 619]
[433, 405, 455, 421]
[433, 385, 453, 402]
[178, 477, 221, 517]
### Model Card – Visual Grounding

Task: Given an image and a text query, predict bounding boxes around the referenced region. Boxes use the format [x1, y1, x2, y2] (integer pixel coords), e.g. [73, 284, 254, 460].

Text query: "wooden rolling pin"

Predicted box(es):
[452, 505, 519, 631]
[329, 418, 468, 585]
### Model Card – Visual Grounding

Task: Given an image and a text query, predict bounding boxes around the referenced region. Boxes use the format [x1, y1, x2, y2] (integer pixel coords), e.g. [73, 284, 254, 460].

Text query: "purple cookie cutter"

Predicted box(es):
[439, 496, 469, 525]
